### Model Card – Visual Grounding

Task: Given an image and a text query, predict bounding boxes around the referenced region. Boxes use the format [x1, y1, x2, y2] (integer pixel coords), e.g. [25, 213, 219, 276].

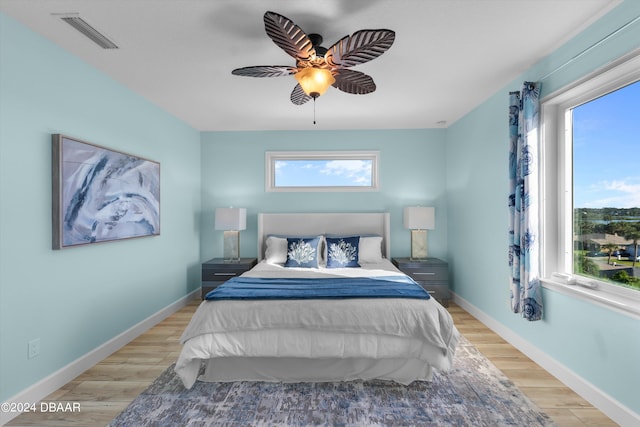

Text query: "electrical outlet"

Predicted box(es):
[28, 338, 40, 359]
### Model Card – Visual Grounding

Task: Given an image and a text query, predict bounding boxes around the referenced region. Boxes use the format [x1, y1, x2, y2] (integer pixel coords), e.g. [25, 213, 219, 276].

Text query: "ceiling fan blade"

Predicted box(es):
[231, 65, 297, 77]
[332, 69, 376, 95]
[290, 84, 312, 105]
[325, 29, 395, 68]
[264, 11, 315, 62]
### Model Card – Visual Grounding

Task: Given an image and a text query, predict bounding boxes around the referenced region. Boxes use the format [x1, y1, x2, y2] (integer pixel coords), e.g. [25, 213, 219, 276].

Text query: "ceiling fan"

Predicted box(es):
[231, 11, 395, 105]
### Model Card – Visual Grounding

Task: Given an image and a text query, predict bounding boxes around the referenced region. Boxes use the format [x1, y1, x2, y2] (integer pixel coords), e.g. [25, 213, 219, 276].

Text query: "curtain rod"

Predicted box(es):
[538, 14, 640, 82]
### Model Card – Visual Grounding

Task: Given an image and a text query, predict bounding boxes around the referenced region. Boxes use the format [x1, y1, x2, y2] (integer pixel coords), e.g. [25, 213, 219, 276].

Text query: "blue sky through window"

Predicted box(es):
[274, 159, 373, 187]
[572, 80, 639, 208]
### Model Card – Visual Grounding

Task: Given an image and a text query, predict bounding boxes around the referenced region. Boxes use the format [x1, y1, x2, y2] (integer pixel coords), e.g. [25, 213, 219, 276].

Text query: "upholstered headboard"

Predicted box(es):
[257, 212, 390, 262]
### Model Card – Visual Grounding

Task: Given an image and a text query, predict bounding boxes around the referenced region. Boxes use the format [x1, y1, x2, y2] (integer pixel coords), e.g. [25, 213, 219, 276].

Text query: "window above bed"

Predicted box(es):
[265, 151, 380, 192]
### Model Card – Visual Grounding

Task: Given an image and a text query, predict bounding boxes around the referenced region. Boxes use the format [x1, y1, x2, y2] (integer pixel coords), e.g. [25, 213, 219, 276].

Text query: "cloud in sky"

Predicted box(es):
[320, 160, 372, 185]
[580, 177, 640, 208]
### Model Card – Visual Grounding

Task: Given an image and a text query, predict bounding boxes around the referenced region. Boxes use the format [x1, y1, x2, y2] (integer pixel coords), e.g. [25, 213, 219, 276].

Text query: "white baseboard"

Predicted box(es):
[453, 292, 639, 427]
[0, 290, 199, 426]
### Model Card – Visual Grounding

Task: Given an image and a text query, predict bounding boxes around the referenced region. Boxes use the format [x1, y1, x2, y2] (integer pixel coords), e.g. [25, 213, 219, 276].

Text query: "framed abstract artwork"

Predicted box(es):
[52, 134, 160, 249]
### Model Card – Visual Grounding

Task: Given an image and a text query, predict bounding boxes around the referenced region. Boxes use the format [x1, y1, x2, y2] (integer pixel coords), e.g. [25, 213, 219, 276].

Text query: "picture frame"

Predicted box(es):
[52, 134, 160, 249]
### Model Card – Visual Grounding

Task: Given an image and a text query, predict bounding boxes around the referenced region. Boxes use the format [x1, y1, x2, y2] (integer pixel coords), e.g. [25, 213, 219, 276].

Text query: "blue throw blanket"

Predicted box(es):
[205, 276, 430, 301]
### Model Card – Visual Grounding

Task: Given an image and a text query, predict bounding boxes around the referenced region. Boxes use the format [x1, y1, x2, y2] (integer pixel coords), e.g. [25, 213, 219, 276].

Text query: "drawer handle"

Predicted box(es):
[414, 272, 436, 276]
[214, 272, 237, 276]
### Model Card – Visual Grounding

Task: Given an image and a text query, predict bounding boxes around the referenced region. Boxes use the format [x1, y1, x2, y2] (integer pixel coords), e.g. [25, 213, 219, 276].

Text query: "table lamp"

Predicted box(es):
[215, 207, 246, 262]
[403, 206, 435, 260]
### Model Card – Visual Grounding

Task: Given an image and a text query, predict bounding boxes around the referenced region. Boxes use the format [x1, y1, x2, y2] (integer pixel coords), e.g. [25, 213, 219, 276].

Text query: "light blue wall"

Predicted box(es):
[0, 13, 201, 402]
[446, 1, 640, 415]
[200, 130, 447, 261]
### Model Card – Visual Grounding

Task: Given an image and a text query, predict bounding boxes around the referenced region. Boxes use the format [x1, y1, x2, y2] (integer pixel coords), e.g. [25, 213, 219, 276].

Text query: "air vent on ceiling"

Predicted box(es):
[60, 16, 118, 49]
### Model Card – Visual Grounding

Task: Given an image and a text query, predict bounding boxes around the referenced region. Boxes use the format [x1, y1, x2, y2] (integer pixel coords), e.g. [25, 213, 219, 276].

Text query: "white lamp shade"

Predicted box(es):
[215, 208, 246, 231]
[403, 207, 435, 230]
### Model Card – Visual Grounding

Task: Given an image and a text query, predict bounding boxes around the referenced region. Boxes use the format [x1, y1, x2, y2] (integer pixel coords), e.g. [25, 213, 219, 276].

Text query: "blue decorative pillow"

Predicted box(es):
[284, 237, 321, 268]
[326, 236, 360, 268]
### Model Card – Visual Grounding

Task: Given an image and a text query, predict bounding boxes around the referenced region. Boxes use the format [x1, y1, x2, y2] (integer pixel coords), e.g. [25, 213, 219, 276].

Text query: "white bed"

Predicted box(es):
[175, 212, 459, 388]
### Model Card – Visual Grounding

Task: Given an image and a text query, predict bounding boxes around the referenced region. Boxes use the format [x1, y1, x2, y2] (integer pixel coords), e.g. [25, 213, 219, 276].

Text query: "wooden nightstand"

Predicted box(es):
[201, 258, 257, 299]
[392, 257, 450, 306]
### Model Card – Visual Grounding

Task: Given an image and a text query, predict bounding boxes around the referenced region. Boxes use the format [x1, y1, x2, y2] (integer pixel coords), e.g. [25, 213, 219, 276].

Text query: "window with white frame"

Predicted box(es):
[265, 151, 379, 192]
[541, 51, 640, 316]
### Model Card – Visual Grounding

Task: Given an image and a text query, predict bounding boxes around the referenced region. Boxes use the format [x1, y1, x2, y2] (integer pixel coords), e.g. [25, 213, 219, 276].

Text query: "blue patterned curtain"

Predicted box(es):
[508, 82, 543, 321]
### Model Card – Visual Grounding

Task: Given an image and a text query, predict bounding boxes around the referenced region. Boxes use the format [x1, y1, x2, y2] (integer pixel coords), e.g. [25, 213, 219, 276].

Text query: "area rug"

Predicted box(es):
[108, 336, 556, 427]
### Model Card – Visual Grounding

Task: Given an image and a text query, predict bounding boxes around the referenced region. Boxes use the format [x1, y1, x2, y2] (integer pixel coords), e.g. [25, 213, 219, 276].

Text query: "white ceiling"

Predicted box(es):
[1, 0, 620, 131]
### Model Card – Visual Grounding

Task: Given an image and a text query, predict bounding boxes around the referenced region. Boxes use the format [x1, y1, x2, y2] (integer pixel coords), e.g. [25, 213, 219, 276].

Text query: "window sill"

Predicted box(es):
[541, 277, 640, 320]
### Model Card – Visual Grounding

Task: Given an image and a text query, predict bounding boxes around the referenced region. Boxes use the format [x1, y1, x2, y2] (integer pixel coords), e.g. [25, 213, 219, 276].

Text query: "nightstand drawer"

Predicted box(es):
[202, 269, 245, 282]
[201, 258, 257, 299]
[392, 257, 450, 306]
[403, 267, 448, 282]
[419, 282, 451, 302]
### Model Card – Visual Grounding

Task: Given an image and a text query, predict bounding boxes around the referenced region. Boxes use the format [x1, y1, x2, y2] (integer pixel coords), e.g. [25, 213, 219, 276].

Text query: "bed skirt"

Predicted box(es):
[197, 357, 434, 385]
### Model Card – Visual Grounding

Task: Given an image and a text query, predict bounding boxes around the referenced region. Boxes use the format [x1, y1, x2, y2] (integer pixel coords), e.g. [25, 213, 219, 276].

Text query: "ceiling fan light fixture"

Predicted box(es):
[232, 11, 394, 106]
[294, 67, 335, 98]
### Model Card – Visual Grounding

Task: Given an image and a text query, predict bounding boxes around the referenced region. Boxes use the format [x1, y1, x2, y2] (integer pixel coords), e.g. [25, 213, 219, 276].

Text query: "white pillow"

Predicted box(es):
[264, 236, 288, 264]
[265, 235, 326, 265]
[358, 236, 383, 263]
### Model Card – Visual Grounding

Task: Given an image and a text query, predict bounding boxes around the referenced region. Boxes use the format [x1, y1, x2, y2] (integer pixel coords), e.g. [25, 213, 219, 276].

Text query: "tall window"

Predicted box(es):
[572, 80, 640, 290]
[542, 52, 640, 311]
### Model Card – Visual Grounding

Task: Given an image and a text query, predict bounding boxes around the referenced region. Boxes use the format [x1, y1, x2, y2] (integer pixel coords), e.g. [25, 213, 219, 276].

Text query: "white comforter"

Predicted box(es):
[175, 260, 459, 388]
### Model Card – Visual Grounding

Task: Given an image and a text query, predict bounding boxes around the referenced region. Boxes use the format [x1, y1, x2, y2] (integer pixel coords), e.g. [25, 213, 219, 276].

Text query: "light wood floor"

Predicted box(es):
[6, 299, 617, 427]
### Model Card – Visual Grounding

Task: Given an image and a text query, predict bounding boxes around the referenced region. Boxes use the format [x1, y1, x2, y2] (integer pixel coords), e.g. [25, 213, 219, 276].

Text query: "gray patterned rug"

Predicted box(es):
[108, 336, 555, 426]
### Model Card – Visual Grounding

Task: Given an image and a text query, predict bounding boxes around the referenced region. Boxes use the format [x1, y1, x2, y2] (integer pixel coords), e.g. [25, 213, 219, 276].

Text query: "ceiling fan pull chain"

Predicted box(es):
[313, 97, 316, 125]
